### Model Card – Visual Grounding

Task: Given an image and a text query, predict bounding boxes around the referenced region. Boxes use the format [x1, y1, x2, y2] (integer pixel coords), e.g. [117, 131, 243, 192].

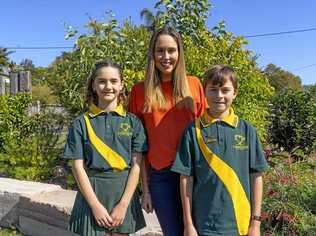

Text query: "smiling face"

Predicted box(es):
[205, 79, 237, 119]
[92, 66, 123, 109]
[154, 34, 179, 81]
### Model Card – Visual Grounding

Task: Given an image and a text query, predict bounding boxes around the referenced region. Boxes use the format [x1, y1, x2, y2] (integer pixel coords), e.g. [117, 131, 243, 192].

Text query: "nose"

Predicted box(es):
[162, 50, 170, 59]
[104, 81, 111, 90]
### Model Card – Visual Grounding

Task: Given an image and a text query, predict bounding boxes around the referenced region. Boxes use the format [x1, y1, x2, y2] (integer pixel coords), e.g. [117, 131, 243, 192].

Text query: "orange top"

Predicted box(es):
[128, 76, 206, 170]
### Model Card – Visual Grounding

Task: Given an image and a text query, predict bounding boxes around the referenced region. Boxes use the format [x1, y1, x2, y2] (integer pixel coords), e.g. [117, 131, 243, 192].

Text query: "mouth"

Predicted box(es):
[160, 61, 173, 69]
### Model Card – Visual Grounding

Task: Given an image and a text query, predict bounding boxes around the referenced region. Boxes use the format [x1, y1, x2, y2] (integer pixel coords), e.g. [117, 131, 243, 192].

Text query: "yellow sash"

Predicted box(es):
[195, 119, 250, 235]
[83, 114, 128, 171]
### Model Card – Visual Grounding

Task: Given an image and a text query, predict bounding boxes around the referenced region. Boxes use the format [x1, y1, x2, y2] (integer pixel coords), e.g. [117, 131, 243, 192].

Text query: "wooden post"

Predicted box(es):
[0, 76, 5, 95]
[10, 72, 19, 94]
[19, 71, 32, 93]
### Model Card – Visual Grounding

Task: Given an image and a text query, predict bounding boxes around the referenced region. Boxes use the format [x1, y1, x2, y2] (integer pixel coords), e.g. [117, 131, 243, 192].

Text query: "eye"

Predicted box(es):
[155, 48, 164, 53]
[168, 48, 177, 53]
[110, 79, 119, 84]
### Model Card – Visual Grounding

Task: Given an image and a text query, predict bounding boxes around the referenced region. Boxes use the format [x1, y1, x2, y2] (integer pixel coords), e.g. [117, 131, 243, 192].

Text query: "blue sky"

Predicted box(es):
[1, 0, 315, 85]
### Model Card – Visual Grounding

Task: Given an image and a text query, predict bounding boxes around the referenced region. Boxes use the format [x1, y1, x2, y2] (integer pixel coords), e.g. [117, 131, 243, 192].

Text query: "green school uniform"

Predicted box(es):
[171, 108, 268, 236]
[63, 104, 147, 235]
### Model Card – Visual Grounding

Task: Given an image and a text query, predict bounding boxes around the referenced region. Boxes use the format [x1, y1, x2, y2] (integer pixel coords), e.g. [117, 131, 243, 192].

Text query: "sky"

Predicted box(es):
[1, 0, 315, 85]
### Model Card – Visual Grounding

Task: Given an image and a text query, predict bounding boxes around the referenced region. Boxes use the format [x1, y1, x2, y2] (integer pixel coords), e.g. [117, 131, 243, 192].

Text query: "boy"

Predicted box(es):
[171, 65, 268, 236]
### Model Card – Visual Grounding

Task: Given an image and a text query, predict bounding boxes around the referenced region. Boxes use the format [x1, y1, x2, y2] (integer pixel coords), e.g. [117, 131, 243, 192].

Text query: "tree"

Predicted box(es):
[0, 47, 12, 76]
[264, 63, 302, 92]
[303, 84, 316, 101]
[268, 88, 316, 155]
[48, 1, 273, 139]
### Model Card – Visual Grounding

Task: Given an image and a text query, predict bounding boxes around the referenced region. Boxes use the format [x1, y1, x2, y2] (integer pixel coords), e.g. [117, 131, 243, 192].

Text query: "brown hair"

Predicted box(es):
[144, 25, 191, 112]
[86, 59, 125, 106]
[203, 65, 238, 90]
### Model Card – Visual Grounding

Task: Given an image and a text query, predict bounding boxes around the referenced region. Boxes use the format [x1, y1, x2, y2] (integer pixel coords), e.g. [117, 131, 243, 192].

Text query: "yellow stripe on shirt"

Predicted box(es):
[195, 119, 250, 235]
[83, 114, 128, 171]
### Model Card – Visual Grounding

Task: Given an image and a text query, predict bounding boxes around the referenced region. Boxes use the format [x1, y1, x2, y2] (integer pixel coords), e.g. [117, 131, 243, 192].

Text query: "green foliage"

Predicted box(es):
[184, 22, 273, 138]
[32, 83, 58, 105]
[304, 83, 316, 101]
[155, 0, 210, 39]
[48, 2, 272, 139]
[264, 63, 302, 92]
[262, 153, 316, 234]
[268, 88, 316, 155]
[0, 94, 64, 181]
[48, 17, 149, 117]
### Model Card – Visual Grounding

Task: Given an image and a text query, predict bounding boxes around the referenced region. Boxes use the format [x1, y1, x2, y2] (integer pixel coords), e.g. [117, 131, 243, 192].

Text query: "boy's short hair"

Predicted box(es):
[203, 65, 238, 90]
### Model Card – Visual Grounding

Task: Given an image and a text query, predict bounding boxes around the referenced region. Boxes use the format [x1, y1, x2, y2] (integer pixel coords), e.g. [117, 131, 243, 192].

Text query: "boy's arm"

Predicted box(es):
[72, 160, 113, 228]
[180, 175, 198, 236]
[248, 172, 263, 236]
[110, 152, 142, 226]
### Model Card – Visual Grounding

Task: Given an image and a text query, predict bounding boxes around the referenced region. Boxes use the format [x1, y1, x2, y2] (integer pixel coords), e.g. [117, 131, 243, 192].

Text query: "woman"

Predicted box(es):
[128, 26, 205, 236]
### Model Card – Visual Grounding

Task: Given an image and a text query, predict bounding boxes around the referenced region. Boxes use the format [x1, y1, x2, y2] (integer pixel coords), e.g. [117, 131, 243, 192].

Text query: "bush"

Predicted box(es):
[262, 152, 316, 235]
[0, 94, 64, 181]
[268, 88, 316, 156]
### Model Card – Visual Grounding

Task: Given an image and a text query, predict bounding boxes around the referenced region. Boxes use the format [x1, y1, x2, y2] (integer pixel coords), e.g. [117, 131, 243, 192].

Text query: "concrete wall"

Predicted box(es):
[0, 178, 162, 236]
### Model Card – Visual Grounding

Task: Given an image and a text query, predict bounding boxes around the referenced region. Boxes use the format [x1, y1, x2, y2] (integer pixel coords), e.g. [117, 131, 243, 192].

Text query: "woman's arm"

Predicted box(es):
[110, 152, 142, 226]
[140, 158, 153, 213]
[72, 160, 113, 228]
[180, 175, 198, 236]
[248, 172, 263, 236]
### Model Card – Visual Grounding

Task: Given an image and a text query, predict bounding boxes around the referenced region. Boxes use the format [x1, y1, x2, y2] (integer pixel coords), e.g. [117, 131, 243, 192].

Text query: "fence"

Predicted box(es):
[0, 71, 31, 95]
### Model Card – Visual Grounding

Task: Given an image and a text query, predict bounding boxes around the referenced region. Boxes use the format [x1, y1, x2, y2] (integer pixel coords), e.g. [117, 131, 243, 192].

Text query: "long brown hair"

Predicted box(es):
[86, 59, 125, 106]
[144, 25, 191, 112]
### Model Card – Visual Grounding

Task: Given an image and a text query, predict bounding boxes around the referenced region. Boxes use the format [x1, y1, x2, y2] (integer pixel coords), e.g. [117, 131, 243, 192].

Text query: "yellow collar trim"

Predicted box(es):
[201, 108, 238, 128]
[88, 103, 126, 117]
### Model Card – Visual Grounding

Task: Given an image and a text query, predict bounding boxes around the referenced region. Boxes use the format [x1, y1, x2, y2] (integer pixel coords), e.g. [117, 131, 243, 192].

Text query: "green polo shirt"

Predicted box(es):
[62, 104, 147, 171]
[171, 109, 268, 236]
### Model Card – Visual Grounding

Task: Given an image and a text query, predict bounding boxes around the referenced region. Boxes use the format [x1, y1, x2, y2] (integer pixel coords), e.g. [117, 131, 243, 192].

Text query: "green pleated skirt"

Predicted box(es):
[69, 169, 146, 236]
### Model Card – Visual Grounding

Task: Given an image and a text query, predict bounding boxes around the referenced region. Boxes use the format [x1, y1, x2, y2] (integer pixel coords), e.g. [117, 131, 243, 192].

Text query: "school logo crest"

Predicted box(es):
[233, 134, 248, 150]
[118, 123, 132, 137]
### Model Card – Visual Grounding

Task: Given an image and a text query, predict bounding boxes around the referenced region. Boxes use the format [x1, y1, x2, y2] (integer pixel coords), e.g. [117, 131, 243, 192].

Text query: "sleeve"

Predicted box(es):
[128, 85, 143, 120]
[249, 127, 269, 173]
[62, 118, 85, 160]
[131, 116, 148, 153]
[171, 124, 195, 176]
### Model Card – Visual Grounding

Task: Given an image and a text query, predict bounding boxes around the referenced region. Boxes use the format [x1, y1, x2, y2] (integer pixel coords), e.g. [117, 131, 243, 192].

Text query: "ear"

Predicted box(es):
[233, 89, 238, 99]
[120, 81, 124, 92]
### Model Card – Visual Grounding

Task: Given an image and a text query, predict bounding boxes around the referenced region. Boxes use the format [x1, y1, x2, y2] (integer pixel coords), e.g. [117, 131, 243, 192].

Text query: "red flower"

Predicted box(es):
[281, 212, 295, 223]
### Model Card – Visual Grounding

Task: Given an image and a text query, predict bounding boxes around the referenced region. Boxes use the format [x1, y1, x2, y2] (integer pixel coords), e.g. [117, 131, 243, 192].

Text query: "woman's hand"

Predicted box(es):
[141, 192, 153, 213]
[91, 202, 113, 228]
[110, 201, 128, 227]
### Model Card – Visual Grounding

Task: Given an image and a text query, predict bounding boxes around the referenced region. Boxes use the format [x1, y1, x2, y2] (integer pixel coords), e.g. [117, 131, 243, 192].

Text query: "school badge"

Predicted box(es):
[118, 122, 132, 137]
[233, 134, 248, 150]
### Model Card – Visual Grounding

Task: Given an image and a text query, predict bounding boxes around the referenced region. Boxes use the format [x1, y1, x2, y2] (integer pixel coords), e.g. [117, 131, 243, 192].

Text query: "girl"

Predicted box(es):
[63, 60, 147, 236]
[128, 26, 206, 236]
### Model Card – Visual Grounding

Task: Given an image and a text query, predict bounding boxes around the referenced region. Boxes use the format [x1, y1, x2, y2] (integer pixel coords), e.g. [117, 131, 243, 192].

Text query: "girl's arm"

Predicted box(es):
[110, 152, 142, 227]
[180, 175, 198, 236]
[72, 160, 113, 228]
[140, 158, 153, 213]
[248, 172, 263, 236]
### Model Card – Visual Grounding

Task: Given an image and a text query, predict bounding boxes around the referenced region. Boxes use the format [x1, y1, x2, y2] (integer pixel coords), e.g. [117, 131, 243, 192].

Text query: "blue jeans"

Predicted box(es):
[149, 167, 183, 236]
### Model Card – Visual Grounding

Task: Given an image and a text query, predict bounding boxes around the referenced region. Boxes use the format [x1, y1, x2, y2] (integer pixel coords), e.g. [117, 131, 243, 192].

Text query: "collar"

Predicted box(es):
[200, 108, 239, 128]
[88, 103, 126, 118]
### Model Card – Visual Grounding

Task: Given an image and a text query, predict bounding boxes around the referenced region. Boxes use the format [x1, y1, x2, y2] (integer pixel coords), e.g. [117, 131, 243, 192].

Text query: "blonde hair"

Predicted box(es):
[144, 25, 191, 112]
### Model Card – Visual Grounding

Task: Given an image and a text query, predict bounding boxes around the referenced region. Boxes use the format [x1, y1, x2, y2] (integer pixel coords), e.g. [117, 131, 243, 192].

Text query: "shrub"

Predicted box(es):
[268, 88, 316, 156]
[0, 94, 64, 181]
[262, 152, 316, 234]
